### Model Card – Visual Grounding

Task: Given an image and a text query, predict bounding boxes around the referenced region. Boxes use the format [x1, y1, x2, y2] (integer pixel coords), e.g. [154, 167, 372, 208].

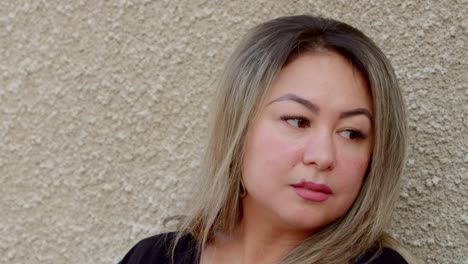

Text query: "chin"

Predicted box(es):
[279, 212, 337, 234]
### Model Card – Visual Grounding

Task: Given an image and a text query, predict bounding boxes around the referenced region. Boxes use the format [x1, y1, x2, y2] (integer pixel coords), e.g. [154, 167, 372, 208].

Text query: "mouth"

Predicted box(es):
[290, 181, 333, 202]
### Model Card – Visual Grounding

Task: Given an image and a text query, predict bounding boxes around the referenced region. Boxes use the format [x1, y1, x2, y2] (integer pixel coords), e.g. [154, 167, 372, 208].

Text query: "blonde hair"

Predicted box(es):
[175, 15, 417, 264]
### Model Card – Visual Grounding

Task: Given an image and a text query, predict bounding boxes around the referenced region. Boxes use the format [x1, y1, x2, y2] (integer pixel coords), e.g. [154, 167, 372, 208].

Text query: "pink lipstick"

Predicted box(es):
[291, 181, 333, 202]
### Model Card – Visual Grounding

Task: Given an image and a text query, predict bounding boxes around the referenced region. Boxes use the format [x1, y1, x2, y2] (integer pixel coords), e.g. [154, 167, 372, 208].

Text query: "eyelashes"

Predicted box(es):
[280, 115, 310, 128]
[338, 129, 367, 140]
[279, 115, 368, 140]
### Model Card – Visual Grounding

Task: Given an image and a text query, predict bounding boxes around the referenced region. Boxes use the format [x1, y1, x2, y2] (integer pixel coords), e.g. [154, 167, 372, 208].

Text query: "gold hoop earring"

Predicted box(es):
[240, 177, 247, 198]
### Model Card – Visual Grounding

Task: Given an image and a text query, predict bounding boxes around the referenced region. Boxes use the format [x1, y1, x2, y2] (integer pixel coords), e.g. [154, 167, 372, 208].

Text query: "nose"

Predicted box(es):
[302, 131, 336, 171]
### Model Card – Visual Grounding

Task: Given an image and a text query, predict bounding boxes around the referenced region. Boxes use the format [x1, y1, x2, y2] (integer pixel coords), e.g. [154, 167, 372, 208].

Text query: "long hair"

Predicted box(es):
[175, 15, 414, 264]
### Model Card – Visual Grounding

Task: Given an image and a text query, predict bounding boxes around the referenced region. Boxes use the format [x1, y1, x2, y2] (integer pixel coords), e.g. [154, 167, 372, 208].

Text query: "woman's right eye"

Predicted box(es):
[281, 116, 310, 128]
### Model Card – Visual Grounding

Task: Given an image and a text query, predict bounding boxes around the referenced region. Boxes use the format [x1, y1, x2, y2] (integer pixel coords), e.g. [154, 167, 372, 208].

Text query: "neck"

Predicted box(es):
[206, 196, 310, 264]
[241, 196, 310, 263]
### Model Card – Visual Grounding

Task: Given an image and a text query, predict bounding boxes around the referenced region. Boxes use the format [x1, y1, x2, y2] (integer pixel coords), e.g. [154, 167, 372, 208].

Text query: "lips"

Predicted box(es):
[290, 181, 333, 202]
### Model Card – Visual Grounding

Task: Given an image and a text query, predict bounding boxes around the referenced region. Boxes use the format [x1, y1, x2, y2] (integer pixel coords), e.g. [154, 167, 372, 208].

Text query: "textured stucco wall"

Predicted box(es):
[0, 0, 466, 263]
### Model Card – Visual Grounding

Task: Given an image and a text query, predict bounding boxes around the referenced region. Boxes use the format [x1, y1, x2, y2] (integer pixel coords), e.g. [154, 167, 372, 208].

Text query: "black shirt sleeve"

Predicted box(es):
[356, 247, 408, 264]
[119, 232, 198, 264]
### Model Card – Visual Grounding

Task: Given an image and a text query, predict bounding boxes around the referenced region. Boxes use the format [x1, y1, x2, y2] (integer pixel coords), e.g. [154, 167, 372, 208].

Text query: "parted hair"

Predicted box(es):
[175, 15, 416, 264]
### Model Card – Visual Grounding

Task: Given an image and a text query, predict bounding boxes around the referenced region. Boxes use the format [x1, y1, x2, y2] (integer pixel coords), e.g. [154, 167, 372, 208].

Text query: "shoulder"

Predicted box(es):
[355, 246, 408, 264]
[119, 232, 198, 264]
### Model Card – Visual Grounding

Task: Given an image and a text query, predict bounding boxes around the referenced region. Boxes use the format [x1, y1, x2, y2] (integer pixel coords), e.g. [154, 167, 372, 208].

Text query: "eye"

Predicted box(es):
[339, 129, 366, 140]
[281, 116, 310, 128]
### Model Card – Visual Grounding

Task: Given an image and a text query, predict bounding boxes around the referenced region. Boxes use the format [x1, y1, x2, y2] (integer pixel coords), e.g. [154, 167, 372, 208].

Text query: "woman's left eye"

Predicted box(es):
[339, 129, 366, 140]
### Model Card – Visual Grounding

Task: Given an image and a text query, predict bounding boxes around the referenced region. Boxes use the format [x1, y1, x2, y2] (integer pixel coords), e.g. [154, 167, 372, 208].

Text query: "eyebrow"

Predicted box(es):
[268, 93, 373, 121]
[269, 93, 319, 113]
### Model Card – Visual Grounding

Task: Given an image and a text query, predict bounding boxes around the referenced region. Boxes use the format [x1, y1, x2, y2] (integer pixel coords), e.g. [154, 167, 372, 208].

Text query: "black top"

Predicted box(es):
[120, 232, 408, 264]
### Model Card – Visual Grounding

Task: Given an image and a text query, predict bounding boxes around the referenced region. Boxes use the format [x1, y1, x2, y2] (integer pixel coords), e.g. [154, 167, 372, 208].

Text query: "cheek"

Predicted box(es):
[335, 152, 370, 192]
[242, 123, 300, 180]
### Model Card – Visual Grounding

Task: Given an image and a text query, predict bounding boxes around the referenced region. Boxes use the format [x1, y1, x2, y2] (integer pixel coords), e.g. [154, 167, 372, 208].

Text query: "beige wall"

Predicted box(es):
[1, 0, 466, 263]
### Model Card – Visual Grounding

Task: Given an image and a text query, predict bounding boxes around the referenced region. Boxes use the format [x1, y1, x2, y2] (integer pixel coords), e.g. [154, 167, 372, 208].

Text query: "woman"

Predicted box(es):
[121, 15, 417, 264]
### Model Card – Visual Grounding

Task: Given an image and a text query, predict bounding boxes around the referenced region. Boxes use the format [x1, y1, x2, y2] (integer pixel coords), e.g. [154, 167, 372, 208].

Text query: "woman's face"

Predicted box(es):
[241, 51, 373, 233]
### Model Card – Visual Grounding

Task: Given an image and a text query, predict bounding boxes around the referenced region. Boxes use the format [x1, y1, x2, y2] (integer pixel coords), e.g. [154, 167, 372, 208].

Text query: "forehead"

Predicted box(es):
[264, 51, 372, 113]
